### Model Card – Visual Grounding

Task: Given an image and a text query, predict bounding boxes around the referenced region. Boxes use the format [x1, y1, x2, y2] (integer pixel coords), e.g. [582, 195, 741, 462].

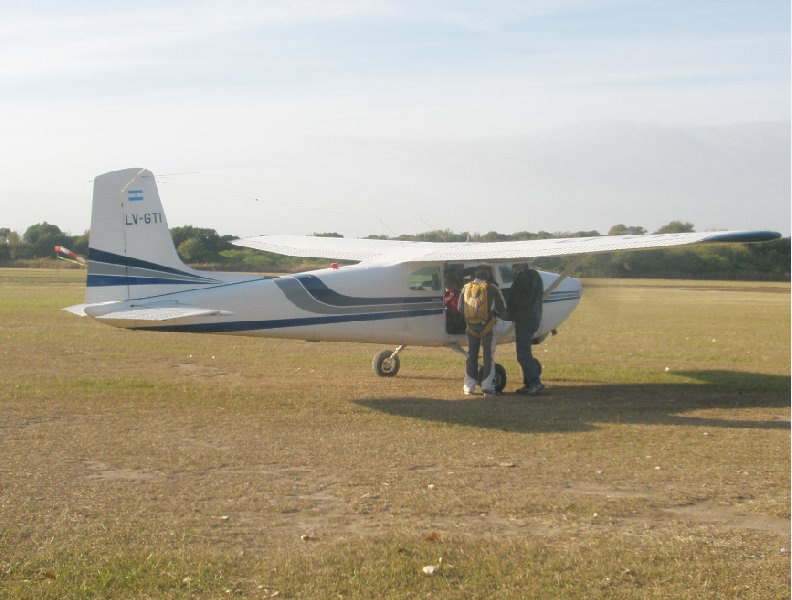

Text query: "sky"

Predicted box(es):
[1, 0, 789, 238]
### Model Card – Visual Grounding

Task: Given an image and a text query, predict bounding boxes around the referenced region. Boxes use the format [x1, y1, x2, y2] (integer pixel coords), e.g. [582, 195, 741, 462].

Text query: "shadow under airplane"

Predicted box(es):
[355, 370, 791, 434]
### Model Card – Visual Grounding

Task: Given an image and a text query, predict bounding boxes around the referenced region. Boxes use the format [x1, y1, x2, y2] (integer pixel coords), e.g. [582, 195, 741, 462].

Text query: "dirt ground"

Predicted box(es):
[1, 270, 789, 597]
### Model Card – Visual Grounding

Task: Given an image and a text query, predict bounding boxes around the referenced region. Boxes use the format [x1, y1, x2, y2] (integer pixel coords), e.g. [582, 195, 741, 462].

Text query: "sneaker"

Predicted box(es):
[482, 389, 501, 396]
[515, 386, 531, 395]
[463, 389, 474, 396]
[527, 382, 545, 395]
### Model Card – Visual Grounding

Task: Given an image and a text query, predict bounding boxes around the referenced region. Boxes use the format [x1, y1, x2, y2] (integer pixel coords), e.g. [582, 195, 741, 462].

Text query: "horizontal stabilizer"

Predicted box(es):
[63, 300, 123, 317]
[95, 306, 233, 322]
[65, 300, 232, 322]
[63, 304, 89, 316]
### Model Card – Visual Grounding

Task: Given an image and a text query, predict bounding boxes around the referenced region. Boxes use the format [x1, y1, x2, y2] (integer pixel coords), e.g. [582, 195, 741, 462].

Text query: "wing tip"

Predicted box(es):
[704, 230, 783, 244]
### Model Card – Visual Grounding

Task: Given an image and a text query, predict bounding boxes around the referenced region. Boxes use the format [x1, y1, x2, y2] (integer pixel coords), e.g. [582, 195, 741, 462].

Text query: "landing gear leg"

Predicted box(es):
[372, 345, 405, 377]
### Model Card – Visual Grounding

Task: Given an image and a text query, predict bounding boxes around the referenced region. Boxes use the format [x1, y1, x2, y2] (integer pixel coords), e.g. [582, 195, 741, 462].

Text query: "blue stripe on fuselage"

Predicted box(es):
[131, 308, 443, 333]
[544, 291, 581, 303]
[295, 274, 442, 306]
[87, 274, 218, 287]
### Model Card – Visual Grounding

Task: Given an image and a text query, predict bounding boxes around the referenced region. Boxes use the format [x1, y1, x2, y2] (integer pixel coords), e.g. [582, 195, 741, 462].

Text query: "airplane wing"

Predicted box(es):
[63, 302, 232, 321]
[232, 235, 415, 261]
[233, 230, 781, 264]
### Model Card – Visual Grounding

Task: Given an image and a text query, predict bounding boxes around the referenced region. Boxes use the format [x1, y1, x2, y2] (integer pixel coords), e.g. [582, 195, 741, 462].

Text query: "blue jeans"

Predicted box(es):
[465, 329, 496, 391]
[515, 319, 541, 387]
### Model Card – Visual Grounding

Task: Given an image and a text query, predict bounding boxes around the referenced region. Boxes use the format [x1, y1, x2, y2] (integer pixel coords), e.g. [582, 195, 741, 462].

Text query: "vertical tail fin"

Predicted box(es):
[86, 168, 221, 303]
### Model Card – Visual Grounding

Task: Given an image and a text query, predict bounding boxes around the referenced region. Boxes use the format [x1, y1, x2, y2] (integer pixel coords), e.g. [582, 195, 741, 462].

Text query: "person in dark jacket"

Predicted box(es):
[508, 262, 545, 395]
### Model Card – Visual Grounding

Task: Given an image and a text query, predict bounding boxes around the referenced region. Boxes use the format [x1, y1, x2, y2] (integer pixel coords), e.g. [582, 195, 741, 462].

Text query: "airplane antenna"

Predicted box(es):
[377, 219, 399, 238]
[156, 172, 200, 178]
[419, 217, 435, 232]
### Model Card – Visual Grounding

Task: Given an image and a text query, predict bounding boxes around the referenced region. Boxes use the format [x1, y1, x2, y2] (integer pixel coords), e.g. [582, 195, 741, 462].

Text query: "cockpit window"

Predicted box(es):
[407, 266, 440, 291]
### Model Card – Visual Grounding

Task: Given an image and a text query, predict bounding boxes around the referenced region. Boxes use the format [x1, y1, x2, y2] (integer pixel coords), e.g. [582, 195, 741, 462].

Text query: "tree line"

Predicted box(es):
[1, 221, 789, 281]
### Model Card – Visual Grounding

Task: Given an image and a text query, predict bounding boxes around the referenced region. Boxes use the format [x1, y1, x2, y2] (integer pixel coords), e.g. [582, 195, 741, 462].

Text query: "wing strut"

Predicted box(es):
[542, 255, 586, 300]
[447, 342, 468, 358]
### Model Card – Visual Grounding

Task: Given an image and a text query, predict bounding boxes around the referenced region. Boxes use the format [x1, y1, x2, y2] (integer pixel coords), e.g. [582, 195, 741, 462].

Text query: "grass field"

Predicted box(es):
[1, 268, 789, 598]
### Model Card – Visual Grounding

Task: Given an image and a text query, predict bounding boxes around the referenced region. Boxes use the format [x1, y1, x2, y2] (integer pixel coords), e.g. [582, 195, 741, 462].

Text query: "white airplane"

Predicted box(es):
[65, 168, 781, 392]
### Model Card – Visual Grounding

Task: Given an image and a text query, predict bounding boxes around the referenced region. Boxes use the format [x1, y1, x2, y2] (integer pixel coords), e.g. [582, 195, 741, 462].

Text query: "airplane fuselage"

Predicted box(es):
[95, 262, 582, 347]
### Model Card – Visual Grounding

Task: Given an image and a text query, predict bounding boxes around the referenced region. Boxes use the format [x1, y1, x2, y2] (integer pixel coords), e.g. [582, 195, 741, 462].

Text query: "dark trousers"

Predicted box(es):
[515, 319, 541, 386]
[465, 329, 496, 391]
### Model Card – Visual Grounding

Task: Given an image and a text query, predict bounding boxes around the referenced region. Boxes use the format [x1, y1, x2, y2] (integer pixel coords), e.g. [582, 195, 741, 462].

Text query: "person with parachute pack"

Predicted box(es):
[457, 266, 507, 396]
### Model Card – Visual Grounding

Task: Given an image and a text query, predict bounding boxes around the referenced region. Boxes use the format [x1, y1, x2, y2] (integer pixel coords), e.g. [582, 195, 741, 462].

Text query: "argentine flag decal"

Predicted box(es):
[127, 190, 144, 202]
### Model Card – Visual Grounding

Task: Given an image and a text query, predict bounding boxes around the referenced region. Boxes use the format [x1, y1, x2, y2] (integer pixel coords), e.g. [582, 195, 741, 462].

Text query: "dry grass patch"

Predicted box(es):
[1, 269, 789, 598]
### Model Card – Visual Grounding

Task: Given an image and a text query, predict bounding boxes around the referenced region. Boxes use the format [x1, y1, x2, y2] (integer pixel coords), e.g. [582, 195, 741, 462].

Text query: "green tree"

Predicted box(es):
[478, 231, 511, 242]
[23, 222, 72, 258]
[655, 221, 695, 234]
[23, 222, 62, 244]
[176, 238, 204, 263]
[170, 226, 233, 264]
[71, 231, 90, 256]
[396, 229, 468, 242]
[608, 224, 647, 235]
[0, 228, 12, 261]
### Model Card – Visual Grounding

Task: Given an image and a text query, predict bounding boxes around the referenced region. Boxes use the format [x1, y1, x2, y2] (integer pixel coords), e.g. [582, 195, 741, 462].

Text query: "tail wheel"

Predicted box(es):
[372, 349, 400, 377]
[477, 363, 507, 392]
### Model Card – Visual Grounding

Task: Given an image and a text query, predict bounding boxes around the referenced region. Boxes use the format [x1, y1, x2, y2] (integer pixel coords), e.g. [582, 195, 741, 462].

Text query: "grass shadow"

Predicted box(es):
[356, 370, 790, 434]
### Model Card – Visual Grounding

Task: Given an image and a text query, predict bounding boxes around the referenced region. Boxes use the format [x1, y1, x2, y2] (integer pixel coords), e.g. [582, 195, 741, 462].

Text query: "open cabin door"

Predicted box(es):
[442, 262, 522, 336]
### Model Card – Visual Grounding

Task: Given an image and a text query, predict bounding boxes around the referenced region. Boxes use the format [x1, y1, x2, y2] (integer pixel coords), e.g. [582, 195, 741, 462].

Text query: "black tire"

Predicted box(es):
[372, 349, 400, 377]
[477, 363, 507, 392]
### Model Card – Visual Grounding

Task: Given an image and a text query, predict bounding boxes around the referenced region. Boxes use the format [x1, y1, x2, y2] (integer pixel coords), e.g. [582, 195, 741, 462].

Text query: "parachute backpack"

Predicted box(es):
[462, 281, 490, 325]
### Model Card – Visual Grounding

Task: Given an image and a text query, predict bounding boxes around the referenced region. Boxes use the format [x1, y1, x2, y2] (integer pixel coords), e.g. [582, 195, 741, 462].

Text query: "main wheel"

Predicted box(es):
[372, 349, 400, 377]
[477, 363, 507, 392]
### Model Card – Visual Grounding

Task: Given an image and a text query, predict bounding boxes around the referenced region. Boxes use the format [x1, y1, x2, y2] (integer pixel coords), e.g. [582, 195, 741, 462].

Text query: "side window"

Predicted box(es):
[407, 266, 440, 291]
